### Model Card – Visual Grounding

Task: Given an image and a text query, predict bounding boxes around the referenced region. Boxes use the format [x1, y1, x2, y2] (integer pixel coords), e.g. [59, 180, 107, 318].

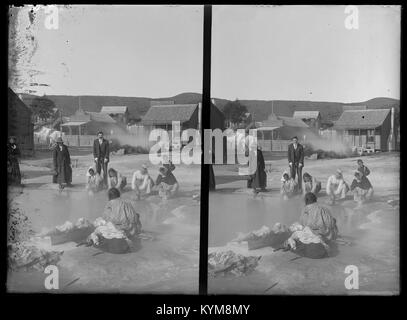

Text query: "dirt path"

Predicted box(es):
[208, 153, 399, 295]
[7, 153, 201, 293]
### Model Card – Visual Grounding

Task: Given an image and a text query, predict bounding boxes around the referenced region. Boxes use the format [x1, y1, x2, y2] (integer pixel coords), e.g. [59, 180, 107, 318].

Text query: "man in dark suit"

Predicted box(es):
[287, 136, 304, 191]
[93, 131, 110, 187]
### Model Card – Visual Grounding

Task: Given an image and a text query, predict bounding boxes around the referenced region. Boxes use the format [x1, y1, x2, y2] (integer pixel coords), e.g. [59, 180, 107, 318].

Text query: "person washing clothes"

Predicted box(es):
[350, 171, 374, 204]
[86, 167, 103, 194]
[131, 164, 154, 200]
[302, 172, 321, 196]
[156, 166, 179, 200]
[107, 168, 127, 191]
[326, 169, 349, 204]
[357, 159, 370, 177]
[280, 171, 298, 200]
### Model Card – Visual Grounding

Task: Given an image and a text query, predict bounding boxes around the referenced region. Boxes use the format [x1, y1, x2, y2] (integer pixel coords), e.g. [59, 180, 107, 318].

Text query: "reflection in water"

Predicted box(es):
[209, 193, 305, 246]
[208, 193, 370, 247]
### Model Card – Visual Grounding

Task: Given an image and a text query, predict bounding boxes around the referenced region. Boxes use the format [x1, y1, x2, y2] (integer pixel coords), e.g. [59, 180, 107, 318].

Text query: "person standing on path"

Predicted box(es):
[287, 136, 304, 192]
[53, 137, 72, 190]
[93, 131, 110, 188]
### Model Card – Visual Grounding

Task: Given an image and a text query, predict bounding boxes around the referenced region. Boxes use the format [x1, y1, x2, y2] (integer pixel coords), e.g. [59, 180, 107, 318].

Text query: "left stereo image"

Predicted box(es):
[7, 5, 203, 293]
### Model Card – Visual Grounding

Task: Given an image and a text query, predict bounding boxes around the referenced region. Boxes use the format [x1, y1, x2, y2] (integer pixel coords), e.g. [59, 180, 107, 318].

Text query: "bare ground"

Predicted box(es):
[7, 153, 201, 293]
[208, 152, 399, 295]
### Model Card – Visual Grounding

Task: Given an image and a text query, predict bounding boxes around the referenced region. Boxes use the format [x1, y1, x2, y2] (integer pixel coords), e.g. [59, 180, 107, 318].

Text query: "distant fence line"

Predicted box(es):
[34, 125, 154, 149]
[258, 139, 291, 152]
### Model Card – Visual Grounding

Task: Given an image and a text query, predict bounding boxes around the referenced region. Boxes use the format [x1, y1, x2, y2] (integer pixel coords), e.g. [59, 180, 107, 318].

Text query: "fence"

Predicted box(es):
[258, 139, 290, 152]
[52, 125, 153, 149]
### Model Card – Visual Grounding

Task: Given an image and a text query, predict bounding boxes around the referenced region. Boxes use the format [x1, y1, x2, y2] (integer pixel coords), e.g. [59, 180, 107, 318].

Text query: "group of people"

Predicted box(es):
[246, 136, 374, 205]
[7, 131, 180, 201]
[85, 132, 179, 200]
[326, 159, 374, 205]
[86, 160, 179, 200]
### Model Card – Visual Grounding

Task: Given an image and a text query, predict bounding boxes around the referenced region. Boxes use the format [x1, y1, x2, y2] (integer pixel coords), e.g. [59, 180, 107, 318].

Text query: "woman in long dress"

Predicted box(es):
[7, 137, 22, 186]
[52, 137, 72, 190]
[248, 146, 267, 193]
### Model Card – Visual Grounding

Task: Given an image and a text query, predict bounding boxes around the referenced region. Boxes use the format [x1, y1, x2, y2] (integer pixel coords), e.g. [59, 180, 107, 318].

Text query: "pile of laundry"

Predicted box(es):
[89, 217, 128, 245]
[284, 223, 330, 259]
[231, 221, 335, 259]
[232, 223, 292, 250]
[8, 242, 63, 272]
[41, 218, 95, 245]
[208, 250, 261, 277]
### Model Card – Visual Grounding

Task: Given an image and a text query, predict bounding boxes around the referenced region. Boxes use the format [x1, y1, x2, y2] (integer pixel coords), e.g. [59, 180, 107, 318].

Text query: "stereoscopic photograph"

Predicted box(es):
[207, 5, 400, 295]
[7, 5, 203, 293]
[7, 4, 401, 297]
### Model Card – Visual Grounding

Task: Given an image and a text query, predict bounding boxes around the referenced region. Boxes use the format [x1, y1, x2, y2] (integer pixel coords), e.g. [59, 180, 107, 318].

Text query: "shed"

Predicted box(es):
[100, 106, 129, 124]
[333, 109, 391, 151]
[8, 88, 34, 156]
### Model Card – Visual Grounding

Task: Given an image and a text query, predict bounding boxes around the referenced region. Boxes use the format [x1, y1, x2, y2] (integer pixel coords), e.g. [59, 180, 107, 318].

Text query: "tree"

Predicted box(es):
[222, 99, 248, 125]
[30, 96, 56, 122]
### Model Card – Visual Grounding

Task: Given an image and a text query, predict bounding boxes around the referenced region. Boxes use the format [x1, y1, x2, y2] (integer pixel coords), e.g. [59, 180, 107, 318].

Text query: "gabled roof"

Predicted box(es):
[8, 87, 32, 115]
[87, 111, 116, 123]
[257, 115, 309, 129]
[142, 104, 198, 125]
[333, 109, 390, 130]
[100, 106, 128, 114]
[279, 116, 309, 128]
[293, 111, 320, 119]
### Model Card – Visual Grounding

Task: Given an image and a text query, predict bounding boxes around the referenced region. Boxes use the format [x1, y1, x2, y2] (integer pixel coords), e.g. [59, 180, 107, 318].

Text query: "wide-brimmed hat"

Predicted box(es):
[56, 137, 63, 143]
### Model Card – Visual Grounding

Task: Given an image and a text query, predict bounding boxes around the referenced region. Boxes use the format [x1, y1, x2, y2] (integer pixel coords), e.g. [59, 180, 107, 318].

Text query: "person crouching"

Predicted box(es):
[131, 164, 154, 200]
[156, 166, 179, 200]
[86, 167, 103, 194]
[107, 168, 127, 191]
[350, 171, 374, 204]
[88, 188, 142, 254]
[280, 172, 298, 200]
[302, 172, 321, 196]
[326, 169, 349, 204]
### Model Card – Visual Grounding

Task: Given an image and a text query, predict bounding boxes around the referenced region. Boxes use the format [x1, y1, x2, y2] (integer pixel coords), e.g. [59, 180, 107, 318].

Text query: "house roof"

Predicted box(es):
[61, 121, 89, 127]
[293, 111, 320, 119]
[257, 115, 309, 129]
[142, 104, 198, 125]
[279, 116, 309, 128]
[87, 112, 116, 123]
[8, 88, 32, 115]
[100, 106, 128, 114]
[333, 109, 390, 130]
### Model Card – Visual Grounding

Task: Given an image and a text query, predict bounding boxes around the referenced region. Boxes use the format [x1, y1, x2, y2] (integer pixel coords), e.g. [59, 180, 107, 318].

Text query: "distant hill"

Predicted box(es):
[18, 92, 399, 125]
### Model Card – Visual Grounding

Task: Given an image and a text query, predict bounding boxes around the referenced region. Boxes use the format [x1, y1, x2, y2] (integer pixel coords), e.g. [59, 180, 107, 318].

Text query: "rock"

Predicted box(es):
[306, 153, 318, 160]
[387, 199, 399, 207]
[114, 148, 125, 156]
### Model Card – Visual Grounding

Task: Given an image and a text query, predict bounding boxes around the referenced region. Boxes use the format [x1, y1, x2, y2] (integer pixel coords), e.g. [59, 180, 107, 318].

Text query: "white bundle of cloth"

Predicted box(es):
[286, 225, 328, 251]
[88, 218, 127, 245]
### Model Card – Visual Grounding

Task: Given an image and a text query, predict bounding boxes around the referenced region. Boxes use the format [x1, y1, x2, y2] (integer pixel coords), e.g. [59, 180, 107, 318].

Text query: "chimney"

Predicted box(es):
[388, 107, 395, 151]
[198, 102, 202, 132]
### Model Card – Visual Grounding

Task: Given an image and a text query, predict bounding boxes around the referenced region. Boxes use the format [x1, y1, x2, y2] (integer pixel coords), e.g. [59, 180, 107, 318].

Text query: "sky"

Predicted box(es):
[212, 5, 401, 102]
[10, 5, 400, 103]
[10, 5, 203, 97]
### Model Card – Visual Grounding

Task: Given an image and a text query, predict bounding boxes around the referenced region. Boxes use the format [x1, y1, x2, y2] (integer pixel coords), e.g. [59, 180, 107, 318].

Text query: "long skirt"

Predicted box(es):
[8, 159, 21, 185]
[252, 168, 267, 190]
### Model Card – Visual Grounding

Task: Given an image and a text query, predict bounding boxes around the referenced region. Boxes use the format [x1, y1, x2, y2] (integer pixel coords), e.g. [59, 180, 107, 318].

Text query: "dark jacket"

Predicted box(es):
[93, 138, 110, 162]
[53, 144, 72, 184]
[357, 165, 370, 177]
[351, 176, 372, 191]
[288, 143, 304, 166]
